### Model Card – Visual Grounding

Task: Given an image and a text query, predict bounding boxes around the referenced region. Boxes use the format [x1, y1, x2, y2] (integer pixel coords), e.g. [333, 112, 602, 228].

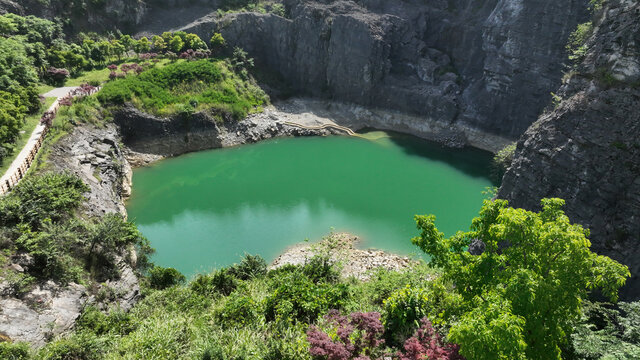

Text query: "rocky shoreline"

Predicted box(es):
[270, 232, 418, 281]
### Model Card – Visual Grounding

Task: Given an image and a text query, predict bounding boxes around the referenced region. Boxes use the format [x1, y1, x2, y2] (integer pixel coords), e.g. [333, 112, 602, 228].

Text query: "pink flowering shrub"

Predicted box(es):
[107, 64, 118, 71]
[307, 310, 386, 360]
[397, 319, 464, 360]
[58, 96, 72, 107]
[308, 314, 464, 360]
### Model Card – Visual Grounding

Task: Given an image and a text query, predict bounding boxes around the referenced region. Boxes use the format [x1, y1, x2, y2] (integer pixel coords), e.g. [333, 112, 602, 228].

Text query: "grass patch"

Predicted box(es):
[0, 97, 55, 175]
[97, 59, 267, 121]
[66, 58, 173, 87]
[37, 84, 56, 96]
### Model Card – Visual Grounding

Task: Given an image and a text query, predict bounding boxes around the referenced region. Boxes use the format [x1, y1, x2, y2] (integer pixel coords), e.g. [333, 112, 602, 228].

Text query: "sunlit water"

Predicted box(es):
[126, 131, 495, 276]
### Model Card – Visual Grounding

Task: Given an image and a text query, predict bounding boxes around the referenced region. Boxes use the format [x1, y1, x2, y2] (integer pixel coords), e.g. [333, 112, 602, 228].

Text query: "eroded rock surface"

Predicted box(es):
[179, 0, 589, 139]
[113, 104, 339, 156]
[499, 0, 640, 300]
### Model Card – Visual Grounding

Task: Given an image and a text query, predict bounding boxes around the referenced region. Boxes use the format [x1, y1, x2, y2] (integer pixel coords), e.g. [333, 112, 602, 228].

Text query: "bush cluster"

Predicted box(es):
[0, 172, 153, 286]
[97, 59, 267, 120]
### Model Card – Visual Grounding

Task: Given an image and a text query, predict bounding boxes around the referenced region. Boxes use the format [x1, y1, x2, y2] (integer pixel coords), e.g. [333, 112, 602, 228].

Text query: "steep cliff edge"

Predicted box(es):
[10, 0, 590, 141]
[179, 0, 589, 139]
[499, 0, 640, 300]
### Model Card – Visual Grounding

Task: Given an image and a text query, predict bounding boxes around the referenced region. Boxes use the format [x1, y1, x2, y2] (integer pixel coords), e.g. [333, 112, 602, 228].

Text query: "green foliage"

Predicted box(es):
[231, 47, 255, 80]
[0, 342, 31, 360]
[191, 268, 238, 296]
[227, 254, 267, 281]
[76, 305, 135, 336]
[15, 220, 86, 283]
[567, 22, 593, 63]
[37, 332, 104, 360]
[97, 59, 267, 120]
[567, 301, 640, 359]
[216, 291, 261, 327]
[264, 271, 349, 323]
[301, 255, 341, 284]
[382, 285, 431, 344]
[491, 142, 516, 181]
[412, 198, 630, 359]
[147, 265, 186, 290]
[0, 91, 28, 160]
[169, 35, 184, 53]
[209, 33, 225, 52]
[0, 172, 88, 228]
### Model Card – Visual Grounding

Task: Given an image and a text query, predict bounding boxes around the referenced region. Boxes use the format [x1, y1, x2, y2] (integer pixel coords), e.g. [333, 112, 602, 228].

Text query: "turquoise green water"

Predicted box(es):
[126, 132, 495, 276]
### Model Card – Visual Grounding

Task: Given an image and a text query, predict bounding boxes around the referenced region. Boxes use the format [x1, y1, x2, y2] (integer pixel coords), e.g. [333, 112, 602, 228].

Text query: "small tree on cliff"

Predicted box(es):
[210, 32, 225, 53]
[412, 198, 630, 360]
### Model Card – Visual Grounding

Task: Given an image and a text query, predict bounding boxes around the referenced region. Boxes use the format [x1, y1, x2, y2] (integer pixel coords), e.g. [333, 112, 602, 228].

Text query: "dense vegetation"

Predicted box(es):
[0, 10, 235, 167]
[97, 59, 267, 120]
[0, 173, 152, 291]
[1, 178, 637, 359]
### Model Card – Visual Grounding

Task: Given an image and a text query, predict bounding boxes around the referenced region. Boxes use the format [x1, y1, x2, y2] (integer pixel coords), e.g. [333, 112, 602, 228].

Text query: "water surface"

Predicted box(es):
[126, 132, 494, 276]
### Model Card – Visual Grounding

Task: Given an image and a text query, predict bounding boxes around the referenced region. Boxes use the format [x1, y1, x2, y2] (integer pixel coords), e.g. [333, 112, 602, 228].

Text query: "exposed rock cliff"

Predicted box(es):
[0, 124, 142, 346]
[12, 0, 590, 141]
[499, 0, 640, 300]
[113, 104, 338, 156]
[179, 0, 589, 139]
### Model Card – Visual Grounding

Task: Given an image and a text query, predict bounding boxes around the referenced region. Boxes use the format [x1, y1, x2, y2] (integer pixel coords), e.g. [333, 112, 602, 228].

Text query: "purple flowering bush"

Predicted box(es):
[308, 312, 464, 360]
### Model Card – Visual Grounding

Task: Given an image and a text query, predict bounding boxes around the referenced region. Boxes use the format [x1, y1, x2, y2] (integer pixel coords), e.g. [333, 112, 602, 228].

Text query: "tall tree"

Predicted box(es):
[412, 198, 630, 360]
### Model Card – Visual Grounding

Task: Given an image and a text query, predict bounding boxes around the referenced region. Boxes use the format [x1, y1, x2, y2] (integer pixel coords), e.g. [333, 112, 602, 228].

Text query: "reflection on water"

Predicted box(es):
[126, 132, 494, 277]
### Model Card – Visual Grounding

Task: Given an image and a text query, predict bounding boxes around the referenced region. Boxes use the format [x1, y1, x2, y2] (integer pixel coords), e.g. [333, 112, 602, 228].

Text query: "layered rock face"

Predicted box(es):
[180, 0, 589, 139]
[499, 0, 640, 300]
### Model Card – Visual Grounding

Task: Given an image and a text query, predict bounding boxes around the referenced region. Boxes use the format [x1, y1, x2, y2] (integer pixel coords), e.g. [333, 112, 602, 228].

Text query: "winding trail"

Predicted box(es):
[0, 87, 92, 195]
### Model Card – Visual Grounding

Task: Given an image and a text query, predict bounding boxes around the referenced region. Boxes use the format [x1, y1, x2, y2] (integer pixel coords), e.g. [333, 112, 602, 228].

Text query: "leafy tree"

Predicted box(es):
[412, 198, 630, 360]
[210, 33, 225, 53]
[119, 34, 135, 52]
[151, 35, 166, 52]
[110, 39, 126, 60]
[169, 35, 184, 53]
[135, 36, 151, 54]
[0, 91, 27, 158]
[184, 33, 207, 51]
[96, 40, 112, 62]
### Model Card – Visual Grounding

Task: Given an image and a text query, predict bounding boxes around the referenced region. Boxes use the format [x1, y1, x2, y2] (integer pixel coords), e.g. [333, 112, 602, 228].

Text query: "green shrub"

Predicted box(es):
[38, 332, 104, 360]
[567, 22, 593, 63]
[76, 305, 135, 336]
[227, 254, 267, 281]
[0, 172, 88, 228]
[382, 285, 431, 344]
[0, 342, 31, 360]
[491, 142, 516, 181]
[98, 59, 266, 120]
[147, 265, 186, 290]
[567, 301, 640, 359]
[264, 273, 349, 323]
[15, 221, 86, 283]
[302, 255, 340, 284]
[191, 268, 238, 296]
[216, 292, 261, 327]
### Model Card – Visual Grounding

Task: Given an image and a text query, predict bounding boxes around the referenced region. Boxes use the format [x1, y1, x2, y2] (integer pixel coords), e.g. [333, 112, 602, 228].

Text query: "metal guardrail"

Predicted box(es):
[0, 87, 100, 195]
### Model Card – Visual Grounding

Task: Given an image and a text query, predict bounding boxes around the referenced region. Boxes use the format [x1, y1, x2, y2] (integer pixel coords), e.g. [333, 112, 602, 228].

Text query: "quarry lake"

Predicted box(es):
[126, 132, 495, 276]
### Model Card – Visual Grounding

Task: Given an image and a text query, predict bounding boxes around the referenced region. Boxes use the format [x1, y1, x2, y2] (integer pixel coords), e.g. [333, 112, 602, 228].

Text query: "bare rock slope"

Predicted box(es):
[179, 0, 589, 139]
[498, 0, 640, 300]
